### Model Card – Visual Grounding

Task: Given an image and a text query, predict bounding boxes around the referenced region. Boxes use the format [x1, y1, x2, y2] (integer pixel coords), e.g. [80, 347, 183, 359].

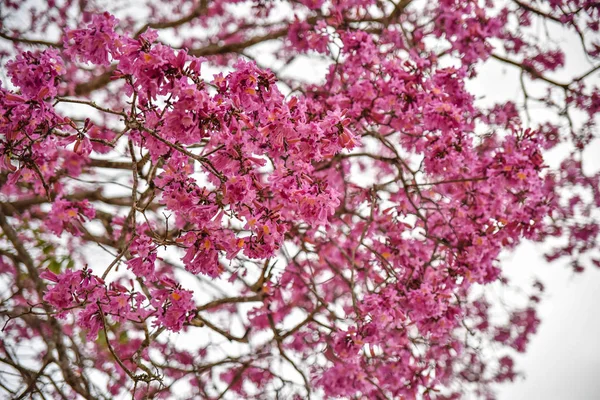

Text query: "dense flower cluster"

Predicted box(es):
[0, 1, 599, 399]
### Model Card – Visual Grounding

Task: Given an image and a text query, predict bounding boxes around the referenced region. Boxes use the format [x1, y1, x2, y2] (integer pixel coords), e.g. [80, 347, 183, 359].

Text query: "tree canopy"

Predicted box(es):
[0, 1, 599, 399]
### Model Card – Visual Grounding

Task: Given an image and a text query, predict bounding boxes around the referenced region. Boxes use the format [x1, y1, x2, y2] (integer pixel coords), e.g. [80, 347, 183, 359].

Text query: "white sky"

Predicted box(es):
[498, 242, 600, 399]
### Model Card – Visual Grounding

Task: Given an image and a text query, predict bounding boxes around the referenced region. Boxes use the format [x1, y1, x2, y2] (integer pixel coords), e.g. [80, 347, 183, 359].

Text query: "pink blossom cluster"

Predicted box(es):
[0, 1, 599, 399]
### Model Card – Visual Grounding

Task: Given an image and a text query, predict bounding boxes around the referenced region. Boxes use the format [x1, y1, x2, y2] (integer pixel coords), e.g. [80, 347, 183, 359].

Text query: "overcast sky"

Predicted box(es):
[497, 243, 600, 399]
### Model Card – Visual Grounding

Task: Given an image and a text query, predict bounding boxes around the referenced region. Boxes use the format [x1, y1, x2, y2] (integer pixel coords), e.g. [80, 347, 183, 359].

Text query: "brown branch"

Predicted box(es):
[55, 97, 127, 117]
[74, 68, 116, 96]
[491, 53, 569, 89]
[196, 294, 263, 312]
[135, 0, 209, 37]
[512, 0, 562, 23]
[405, 176, 488, 187]
[0, 190, 159, 217]
[190, 315, 250, 343]
[0, 210, 96, 399]
[0, 31, 61, 47]
[188, 28, 290, 57]
[15, 358, 52, 400]
[97, 303, 138, 381]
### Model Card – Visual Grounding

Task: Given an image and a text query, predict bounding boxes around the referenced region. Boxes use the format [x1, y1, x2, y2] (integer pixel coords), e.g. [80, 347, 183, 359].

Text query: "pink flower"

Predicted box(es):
[63, 12, 120, 66]
[45, 198, 96, 236]
[151, 285, 195, 332]
[6, 49, 65, 99]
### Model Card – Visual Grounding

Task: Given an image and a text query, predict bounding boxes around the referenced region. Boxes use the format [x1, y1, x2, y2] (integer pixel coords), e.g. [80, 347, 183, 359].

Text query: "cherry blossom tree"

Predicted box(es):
[0, 0, 599, 399]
